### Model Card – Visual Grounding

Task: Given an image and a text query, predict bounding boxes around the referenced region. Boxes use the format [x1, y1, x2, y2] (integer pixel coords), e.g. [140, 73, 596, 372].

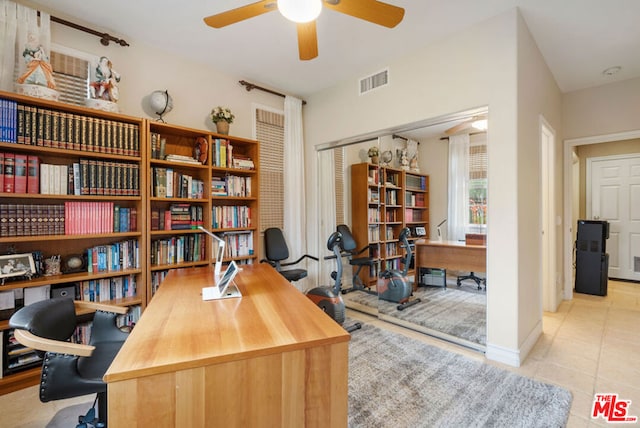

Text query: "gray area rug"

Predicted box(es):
[348, 323, 572, 428]
[46, 402, 94, 427]
[344, 282, 486, 346]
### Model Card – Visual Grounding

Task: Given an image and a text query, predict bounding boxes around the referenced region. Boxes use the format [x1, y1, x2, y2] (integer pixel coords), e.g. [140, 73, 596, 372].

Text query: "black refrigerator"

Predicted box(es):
[575, 220, 609, 296]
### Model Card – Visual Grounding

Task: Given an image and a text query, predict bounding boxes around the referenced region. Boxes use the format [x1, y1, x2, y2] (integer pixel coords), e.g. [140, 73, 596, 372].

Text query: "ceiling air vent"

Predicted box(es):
[359, 68, 389, 95]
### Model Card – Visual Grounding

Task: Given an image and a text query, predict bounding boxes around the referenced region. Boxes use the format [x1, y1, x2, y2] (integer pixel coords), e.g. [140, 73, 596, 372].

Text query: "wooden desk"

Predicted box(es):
[415, 240, 486, 283]
[104, 264, 350, 427]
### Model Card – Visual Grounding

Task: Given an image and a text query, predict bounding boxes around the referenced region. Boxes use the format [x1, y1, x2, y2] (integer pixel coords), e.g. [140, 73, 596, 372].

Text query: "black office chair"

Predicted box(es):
[336, 224, 376, 293]
[9, 297, 130, 426]
[457, 272, 486, 290]
[262, 227, 319, 282]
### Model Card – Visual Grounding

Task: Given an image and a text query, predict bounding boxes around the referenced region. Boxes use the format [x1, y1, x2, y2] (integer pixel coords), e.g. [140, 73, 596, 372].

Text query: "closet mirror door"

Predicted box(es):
[375, 111, 488, 352]
[317, 139, 380, 317]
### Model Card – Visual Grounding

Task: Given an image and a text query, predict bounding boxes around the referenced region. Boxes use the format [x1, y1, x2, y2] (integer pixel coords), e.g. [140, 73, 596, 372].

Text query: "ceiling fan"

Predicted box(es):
[444, 115, 488, 136]
[203, 0, 405, 60]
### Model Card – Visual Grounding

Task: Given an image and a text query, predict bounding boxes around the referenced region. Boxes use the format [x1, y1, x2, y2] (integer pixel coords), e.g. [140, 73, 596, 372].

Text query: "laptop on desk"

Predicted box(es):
[202, 260, 242, 300]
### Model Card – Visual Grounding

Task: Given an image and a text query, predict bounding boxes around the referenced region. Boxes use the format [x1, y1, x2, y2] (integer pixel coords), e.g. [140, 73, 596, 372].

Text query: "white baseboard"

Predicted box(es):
[485, 320, 542, 367]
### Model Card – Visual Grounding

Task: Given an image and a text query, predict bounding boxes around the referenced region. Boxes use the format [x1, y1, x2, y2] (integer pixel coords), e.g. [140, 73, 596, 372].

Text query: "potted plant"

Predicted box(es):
[368, 146, 380, 164]
[210, 106, 235, 134]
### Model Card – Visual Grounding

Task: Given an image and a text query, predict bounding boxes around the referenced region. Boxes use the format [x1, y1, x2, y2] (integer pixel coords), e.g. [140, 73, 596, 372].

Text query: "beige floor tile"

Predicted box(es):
[536, 361, 596, 395]
[566, 414, 590, 428]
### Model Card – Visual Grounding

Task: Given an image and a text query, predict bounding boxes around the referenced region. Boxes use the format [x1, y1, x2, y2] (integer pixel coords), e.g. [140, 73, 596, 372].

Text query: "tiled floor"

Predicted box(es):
[0, 279, 638, 427]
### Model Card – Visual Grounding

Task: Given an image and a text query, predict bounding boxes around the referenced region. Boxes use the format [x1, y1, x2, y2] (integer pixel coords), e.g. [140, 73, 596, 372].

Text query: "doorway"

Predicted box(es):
[563, 130, 640, 297]
[587, 154, 640, 281]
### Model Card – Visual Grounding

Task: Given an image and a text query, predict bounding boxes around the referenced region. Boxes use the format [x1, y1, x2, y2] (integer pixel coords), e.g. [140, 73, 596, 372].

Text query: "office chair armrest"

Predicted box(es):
[74, 300, 129, 315]
[13, 329, 95, 357]
[281, 254, 319, 266]
[355, 246, 371, 256]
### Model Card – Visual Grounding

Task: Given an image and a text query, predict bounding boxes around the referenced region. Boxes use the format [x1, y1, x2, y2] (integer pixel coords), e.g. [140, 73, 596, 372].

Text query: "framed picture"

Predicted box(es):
[0, 253, 36, 284]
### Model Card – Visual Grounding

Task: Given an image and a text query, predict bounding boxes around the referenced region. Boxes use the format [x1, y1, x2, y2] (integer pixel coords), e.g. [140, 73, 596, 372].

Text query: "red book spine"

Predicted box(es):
[13, 154, 27, 193]
[27, 155, 39, 193]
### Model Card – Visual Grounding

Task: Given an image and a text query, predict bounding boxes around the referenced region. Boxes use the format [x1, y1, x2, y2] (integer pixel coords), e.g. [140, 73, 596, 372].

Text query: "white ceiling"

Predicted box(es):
[28, 0, 640, 99]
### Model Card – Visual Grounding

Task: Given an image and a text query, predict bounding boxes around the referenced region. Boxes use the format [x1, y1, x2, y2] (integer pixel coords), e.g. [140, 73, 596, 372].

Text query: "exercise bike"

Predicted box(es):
[377, 227, 421, 311]
[306, 232, 362, 333]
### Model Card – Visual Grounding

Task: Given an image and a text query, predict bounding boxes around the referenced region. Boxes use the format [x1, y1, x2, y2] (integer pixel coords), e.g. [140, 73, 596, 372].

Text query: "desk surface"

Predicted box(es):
[105, 263, 350, 383]
[415, 240, 486, 273]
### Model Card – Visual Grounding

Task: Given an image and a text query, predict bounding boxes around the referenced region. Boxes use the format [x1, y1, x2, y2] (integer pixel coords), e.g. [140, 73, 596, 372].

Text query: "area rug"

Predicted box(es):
[348, 323, 572, 428]
[46, 402, 94, 427]
[344, 281, 486, 347]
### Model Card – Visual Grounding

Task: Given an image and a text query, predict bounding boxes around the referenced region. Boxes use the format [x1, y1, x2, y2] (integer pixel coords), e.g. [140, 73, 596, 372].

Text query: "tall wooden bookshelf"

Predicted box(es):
[350, 162, 429, 287]
[0, 90, 147, 394]
[0, 90, 261, 395]
[145, 123, 260, 298]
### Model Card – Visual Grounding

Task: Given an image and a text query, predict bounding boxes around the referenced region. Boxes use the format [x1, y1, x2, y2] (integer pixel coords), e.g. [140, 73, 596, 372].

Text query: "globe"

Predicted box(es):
[150, 90, 173, 121]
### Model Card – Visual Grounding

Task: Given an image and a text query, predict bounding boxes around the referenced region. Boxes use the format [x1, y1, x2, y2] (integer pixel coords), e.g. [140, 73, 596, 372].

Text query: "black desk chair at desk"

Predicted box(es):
[262, 227, 319, 283]
[9, 298, 130, 427]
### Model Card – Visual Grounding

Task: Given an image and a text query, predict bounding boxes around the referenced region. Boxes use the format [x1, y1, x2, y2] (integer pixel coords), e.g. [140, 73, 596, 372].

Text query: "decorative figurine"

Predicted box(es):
[86, 56, 121, 112]
[14, 32, 59, 101]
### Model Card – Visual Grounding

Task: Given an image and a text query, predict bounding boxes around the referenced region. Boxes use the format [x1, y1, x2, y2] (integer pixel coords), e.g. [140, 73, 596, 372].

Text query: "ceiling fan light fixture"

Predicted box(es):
[471, 119, 488, 131]
[277, 0, 322, 23]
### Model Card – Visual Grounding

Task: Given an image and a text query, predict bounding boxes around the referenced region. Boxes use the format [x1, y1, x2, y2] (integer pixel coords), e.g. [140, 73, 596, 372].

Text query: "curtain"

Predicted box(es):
[0, 0, 18, 91]
[317, 149, 337, 288]
[283, 96, 308, 291]
[447, 134, 470, 242]
[0, 1, 52, 91]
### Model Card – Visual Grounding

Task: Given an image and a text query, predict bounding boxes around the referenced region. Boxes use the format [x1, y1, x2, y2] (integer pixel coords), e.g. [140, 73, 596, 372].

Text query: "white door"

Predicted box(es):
[540, 119, 558, 311]
[587, 155, 640, 281]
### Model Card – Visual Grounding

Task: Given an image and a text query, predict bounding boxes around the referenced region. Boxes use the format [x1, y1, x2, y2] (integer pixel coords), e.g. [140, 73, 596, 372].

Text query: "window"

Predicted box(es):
[256, 108, 284, 231]
[49, 45, 96, 106]
[468, 139, 487, 227]
[334, 148, 345, 226]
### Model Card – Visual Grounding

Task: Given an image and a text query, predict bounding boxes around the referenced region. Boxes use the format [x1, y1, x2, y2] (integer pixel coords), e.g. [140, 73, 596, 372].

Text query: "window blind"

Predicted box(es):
[334, 148, 345, 226]
[50, 51, 89, 106]
[256, 109, 285, 231]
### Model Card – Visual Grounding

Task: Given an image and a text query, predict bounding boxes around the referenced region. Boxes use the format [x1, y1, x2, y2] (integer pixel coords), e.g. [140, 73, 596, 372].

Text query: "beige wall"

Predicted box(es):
[305, 10, 560, 364]
[45, 9, 283, 138]
[563, 77, 640, 140]
[515, 12, 563, 347]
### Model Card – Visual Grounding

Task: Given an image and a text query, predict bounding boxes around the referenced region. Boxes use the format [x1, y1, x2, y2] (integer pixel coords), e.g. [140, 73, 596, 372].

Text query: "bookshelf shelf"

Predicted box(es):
[351, 163, 429, 285]
[0, 90, 147, 393]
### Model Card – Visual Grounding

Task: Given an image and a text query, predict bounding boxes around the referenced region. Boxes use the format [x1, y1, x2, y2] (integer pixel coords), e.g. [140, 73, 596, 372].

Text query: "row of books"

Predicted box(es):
[0, 98, 141, 156]
[385, 189, 399, 205]
[150, 204, 204, 231]
[212, 139, 255, 170]
[211, 205, 252, 229]
[86, 239, 140, 273]
[0, 153, 140, 196]
[65, 202, 136, 235]
[152, 167, 204, 199]
[405, 174, 427, 190]
[404, 208, 425, 222]
[405, 191, 425, 207]
[150, 270, 169, 296]
[0, 153, 36, 194]
[211, 175, 252, 197]
[0, 204, 64, 236]
[78, 274, 138, 302]
[223, 231, 254, 258]
[150, 234, 205, 266]
[149, 132, 167, 160]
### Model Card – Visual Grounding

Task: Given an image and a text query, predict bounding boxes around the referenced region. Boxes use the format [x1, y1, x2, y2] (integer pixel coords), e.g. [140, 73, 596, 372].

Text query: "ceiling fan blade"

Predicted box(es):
[297, 21, 318, 60]
[324, 0, 404, 28]
[204, 0, 276, 28]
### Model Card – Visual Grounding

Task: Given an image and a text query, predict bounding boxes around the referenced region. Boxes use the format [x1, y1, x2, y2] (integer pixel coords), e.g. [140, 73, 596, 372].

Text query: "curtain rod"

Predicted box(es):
[44, 13, 129, 47]
[239, 80, 306, 105]
[440, 131, 486, 140]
